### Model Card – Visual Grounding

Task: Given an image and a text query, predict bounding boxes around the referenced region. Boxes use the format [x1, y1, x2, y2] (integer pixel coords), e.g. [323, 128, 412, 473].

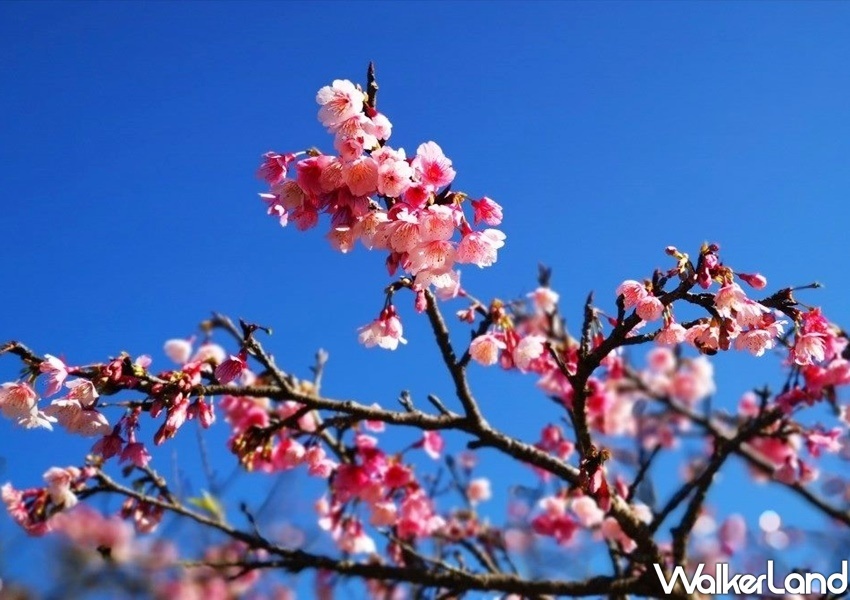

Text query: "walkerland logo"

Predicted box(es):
[654, 561, 849, 595]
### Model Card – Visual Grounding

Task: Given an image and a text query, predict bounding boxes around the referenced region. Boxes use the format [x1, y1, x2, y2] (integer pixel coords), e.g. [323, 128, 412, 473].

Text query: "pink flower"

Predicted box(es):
[43, 467, 81, 509]
[513, 335, 546, 371]
[469, 334, 506, 366]
[684, 321, 720, 353]
[326, 227, 356, 253]
[714, 283, 769, 327]
[274, 438, 307, 470]
[370, 112, 392, 141]
[388, 209, 422, 253]
[412, 141, 455, 189]
[527, 287, 559, 314]
[192, 398, 216, 428]
[414, 267, 462, 299]
[357, 306, 407, 350]
[616, 280, 647, 309]
[656, 322, 687, 346]
[646, 347, 676, 373]
[397, 490, 444, 539]
[384, 463, 413, 489]
[805, 427, 842, 457]
[420, 431, 444, 460]
[734, 323, 784, 357]
[120, 442, 152, 468]
[466, 478, 492, 505]
[66, 379, 98, 408]
[570, 496, 605, 527]
[316, 79, 363, 129]
[418, 205, 457, 242]
[531, 496, 577, 545]
[305, 446, 336, 479]
[406, 240, 456, 274]
[39, 355, 69, 397]
[336, 518, 376, 554]
[2, 483, 52, 536]
[342, 156, 379, 197]
[670, 357, 715, 405]
[369, 500, 398, 527]
[163, 338, 193, 365]
[51, 505, 134, 563]
[215, 351, 248, 385]
[793, 333, 826, 365]
[635, 295, 664, 322]
[377, 159, 413, 198]
[456, 229, 506, 267]
[0, 382, 39, 420]
[92, 427, 125, 459]
[191, 342, 226, 366]
[257, 151, 295, 185]
[471, 197, 503, 226]
[44, 400, 110, 437]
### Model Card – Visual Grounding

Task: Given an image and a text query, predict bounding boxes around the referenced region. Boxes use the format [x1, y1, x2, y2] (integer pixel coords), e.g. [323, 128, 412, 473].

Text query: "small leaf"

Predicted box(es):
[187, 490, 226, 524]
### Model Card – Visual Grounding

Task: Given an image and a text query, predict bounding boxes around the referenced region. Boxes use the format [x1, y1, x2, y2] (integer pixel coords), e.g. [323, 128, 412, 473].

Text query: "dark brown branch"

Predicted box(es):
[422, 290, 486, 426]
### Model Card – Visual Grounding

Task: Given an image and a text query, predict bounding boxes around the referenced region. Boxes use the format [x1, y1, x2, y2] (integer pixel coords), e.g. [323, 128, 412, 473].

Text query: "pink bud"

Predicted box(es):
[737, 272, 767, 290]
[215, 352, 247, 384]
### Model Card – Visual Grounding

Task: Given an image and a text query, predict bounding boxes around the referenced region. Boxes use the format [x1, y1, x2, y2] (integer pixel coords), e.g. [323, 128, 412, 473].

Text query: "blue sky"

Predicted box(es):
[2, 0, 850, 594]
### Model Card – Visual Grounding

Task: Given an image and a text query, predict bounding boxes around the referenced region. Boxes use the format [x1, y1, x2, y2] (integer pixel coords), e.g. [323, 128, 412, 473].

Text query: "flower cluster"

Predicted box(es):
[257, 75, 506, 348]
[1, 466, 93, 535]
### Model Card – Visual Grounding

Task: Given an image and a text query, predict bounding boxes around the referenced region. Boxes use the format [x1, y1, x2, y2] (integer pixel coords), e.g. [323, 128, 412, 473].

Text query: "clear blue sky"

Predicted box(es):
[2, 0, 850, 593]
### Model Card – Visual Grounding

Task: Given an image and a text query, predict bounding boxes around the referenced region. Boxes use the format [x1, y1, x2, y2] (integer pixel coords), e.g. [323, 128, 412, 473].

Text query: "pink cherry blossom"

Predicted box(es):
[215, 351, 248, 385]
[420, 431, 444, 460]
[616, 280, 647, 309]
[191, 342, 226, 366]
[120, 442, 152, 468]
[471, 196, 503, 226]
[570, 495, 605, 527]
[513, 335, 546, 371]
[418, 205, 457, 242]
[527, 287, 559, 314]
[656, 321, 687, 345]
[734, 325, 782, 357]
[44, 399, 110, 437]
[377, 159, 413, 198]
[92, 427, 125, 459]
[635, 295, 664, 322]
[397, 490, 444, 539]
[370, 112, 392, 141]
[456, 229, 506, 268]
[163, 338, 193, 365]
[0, 382, 39, 421]
[793, 333, 826, 365]
[466, 478, 492, 505]
[531, 496, 577, 545]
[469, 334, 506, 366]
[256, 151, 295, 185]
[39, 354, 69, 397]
[369, 500, 398, 527]
[358, 306, 407, 350]
[412, 141, 455, 189]
[342, 155, 379, 197]
[316, 79, 363, 129]
[65, 378, 98, 408]
[43, 466, 81, 509]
